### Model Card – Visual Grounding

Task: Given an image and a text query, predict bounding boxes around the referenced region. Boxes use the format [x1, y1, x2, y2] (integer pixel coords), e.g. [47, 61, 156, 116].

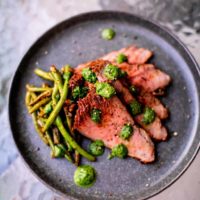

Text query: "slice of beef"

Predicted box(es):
[137, 90, 168, 119]
[112, 80, 168, 141]
[101, 45, 171, 92]
[119, 78, 168, 120]
[117, 63, 171, 92]
[101, 46, 153, 64]
[74, 90, 155, 163]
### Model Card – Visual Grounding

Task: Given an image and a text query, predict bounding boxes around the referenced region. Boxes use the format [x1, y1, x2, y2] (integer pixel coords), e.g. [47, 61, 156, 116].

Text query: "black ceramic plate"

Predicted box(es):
[9, 11, 200, 200]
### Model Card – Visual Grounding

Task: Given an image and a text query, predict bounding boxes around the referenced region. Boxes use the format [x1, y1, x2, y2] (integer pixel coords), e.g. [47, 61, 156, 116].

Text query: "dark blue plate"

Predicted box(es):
[9, 11, 200, 200]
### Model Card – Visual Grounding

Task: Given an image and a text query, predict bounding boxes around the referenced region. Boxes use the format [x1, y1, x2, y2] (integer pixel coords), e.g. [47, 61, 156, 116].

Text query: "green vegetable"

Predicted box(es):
[46, 131, 73, 162]
[116, 53, 127, 64]
[118, 69, 127, 78]
[129, 100, 142, 116]
[90, 109, 101, 123]
[108, 144, 128, 159]
[82, 68, 97, 83]
[50, 66, 63, 93]
[101, 28, 115, 40]
[74, 165, 96, 188]
[42, 68, 71, 132]
[45, 130, 56, 152]
[129, 85, 138, 95]
[89, 140, 105, 156]
[54, 144, 74, 163]
[29, 98, 51, 114]
[103, 64, 119, 80]
[26, 85, 51, 92]
[34, 68, 53, 81]
[72, 86, 88, 100]
[63, 65, 72, 80]
[44, 102, 52, 114]
[53, 145, 65, 157]
[120, 124, 133, 140]
[31, 112, 48, 145]
[52, 127, 60, 144]
[95, 82, 116, 98]
[56, 116, 95, 161]
[142, 107, 155, 124]
[29, 90, 52, 106]
[52, 84, 59, 107]
[57, 144, 74, 163]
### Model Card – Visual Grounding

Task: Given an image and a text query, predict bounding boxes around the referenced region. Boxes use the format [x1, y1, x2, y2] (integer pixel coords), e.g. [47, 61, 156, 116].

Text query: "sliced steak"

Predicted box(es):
[112, 80, 168, 141]
[137, 90, 168, 119]
[101, 45, 171, 92]
[117, 63, 171, 92]
[101, 46, 153, 64]
[74, 90, 155, 163]
[76, 60, 168, 141]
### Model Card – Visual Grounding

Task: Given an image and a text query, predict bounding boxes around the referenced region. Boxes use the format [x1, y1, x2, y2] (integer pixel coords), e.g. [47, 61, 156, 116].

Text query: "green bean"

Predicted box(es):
[32, 112, 48, 144]
[30, 92, 37, 100]
[34, 68, 54, 81]
[29, 98, 51, 114]
[63, 106, 80, 162]
[42, 83, 50, 88]
[51, 83, 73, 151]
[29, 90, 52, 106]
[75, 150, 80, 166]
[39, 117, 73, 161]
[44, 101, 53, 114]
[75, 133, 81, 166]
[25, 91, 48, 144]
[50, 66, 63, 93]
[25, 91, 31, 109]
[45, 130, 55, 151]
[42, 70, 71, 132]
[63, 107, 73, 135]
[52, 127, 60, 144]
[52, 84, 59, 107]
[26, 84, 51, 92]
[64, 152, 74, 163]
[55, 116, 95, 161]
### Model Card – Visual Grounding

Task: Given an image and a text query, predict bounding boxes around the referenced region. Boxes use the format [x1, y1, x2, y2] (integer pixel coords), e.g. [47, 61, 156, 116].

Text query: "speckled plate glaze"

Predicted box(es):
[9, 11, 200, 200]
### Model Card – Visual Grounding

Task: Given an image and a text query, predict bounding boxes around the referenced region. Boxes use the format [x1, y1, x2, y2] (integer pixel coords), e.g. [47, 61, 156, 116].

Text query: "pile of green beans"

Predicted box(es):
[25, 66, 95, 166]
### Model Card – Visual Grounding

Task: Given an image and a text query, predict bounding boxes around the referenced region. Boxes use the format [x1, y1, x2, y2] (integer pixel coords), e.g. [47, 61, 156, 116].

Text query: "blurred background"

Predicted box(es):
[0, 0, 200, 199]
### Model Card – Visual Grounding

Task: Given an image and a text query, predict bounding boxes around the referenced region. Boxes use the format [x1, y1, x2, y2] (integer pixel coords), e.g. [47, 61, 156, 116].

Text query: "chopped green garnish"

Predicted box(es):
[108, 144, 128, 159]
[82, 68, 97, 83]
[103, 64, 126, 80]
[118, 69, 127, 78]
[101, 28, 116, 40]
[72, 86, 88, 100]
[142, 107, 155, 124]
[91, 108, 101, 123]
[95, 82, 116, 98]
[129, 85, 138, 95]
[130, 100, 142, 116]
[116, 53, 127, 64]
[89, 140, 105, 156]
[103, 64, 119, 80]
[55, 93, 60, 101]
[120, 124, 133, 140]
[44, 102, 52, 114]
[74, 165, 96, 188]
[53, 144, 66, 158]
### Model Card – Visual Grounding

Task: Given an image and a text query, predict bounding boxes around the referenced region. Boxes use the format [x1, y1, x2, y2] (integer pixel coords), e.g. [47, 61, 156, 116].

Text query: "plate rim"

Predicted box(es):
[8, 10, 200, 200]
